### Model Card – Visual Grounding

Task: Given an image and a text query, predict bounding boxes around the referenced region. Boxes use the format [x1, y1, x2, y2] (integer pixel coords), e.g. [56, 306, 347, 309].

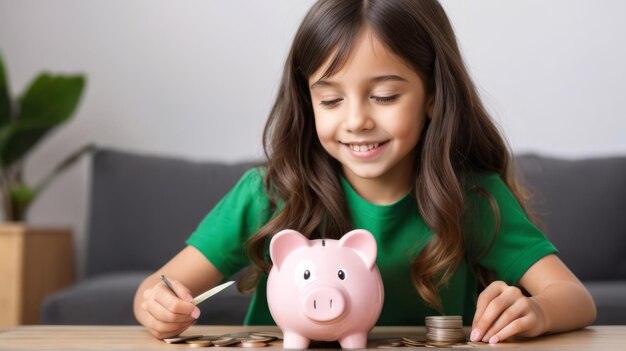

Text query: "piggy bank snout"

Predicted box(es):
[302, 287, 346, 322]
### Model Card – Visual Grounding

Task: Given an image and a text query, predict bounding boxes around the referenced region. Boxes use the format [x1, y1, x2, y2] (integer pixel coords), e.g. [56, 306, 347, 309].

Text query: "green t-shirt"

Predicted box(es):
[186, 168, 557, 326]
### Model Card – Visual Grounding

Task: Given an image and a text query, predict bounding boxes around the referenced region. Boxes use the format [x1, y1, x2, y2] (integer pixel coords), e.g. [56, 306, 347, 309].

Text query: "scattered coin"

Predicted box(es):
[268, 340, 283, 347]
[186, 339, 213, 347]
[250, 331, 283, 340]
[212, 337, 240, 347]
[375, 338, 405, 348]
[220, 332, 252, 339]
[164, 329, 473, 348]
[240, 341, 268, 348]
[401, 336, 426, 346]
[163, 335, 203, 344]
[451, 343, 475, 348]
[239, 337, 274, 343]
[196, 336, 222, 341]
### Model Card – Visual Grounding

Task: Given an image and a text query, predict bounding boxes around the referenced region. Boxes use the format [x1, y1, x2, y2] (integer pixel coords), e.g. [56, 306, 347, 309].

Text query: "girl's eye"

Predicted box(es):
[319, 98, 342, 107]
[304, 270, 311, 280]
[372, 94, 399, 104]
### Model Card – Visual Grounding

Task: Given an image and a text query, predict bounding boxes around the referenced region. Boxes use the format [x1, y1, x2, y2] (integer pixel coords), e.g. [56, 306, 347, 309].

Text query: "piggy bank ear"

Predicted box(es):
[269, 229, 310, 272]
[338, 229, 378, 270]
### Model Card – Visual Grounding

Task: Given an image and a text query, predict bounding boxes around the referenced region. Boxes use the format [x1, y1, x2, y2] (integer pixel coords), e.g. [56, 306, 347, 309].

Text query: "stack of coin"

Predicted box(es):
[425, 316, 466, 344]
[164, 331, 283, 348]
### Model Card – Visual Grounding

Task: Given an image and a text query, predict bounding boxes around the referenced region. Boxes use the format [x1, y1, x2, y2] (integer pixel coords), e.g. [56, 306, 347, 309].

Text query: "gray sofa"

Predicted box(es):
[41, 148, 626, 325]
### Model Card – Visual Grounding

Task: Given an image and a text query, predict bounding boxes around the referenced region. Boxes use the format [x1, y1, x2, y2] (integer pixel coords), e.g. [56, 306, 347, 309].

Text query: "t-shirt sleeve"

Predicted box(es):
[468, 173, 558, 286]
[186, 168, 271, 279]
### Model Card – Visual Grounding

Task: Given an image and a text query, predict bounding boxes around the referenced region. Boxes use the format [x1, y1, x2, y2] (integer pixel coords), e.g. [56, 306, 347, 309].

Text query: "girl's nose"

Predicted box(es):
[345, 101, 374, 132]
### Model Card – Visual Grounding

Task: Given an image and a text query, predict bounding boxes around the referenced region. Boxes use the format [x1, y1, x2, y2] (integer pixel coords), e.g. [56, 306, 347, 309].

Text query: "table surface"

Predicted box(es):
[0, 325, 624, 350]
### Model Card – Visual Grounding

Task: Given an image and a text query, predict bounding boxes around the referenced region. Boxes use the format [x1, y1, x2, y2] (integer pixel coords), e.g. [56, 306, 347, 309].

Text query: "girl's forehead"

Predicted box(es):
[309, 27, 415, 87]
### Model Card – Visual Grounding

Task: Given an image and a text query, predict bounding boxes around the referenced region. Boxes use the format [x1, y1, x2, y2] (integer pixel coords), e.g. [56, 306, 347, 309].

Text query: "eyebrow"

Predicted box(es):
[309, 75, 409, 90]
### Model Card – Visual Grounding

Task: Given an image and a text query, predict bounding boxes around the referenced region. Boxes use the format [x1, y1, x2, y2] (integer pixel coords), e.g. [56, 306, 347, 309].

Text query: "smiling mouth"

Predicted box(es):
[341, 141, 389, 152]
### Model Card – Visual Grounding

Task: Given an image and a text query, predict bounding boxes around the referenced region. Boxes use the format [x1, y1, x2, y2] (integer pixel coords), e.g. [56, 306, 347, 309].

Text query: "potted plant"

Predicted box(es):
[0, 52, 92, 326]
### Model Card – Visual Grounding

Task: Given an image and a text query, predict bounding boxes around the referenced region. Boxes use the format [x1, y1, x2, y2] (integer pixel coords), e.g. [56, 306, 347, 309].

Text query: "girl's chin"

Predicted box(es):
[342, 165, 387, 180]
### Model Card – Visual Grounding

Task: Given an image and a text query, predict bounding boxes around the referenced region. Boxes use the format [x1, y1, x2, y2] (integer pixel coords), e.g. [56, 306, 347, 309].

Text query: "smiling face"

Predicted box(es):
[308, 27, 431, 203]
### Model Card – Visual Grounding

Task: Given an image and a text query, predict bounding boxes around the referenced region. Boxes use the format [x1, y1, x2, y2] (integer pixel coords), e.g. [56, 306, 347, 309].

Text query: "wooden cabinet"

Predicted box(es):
[0, 224, 74, 327]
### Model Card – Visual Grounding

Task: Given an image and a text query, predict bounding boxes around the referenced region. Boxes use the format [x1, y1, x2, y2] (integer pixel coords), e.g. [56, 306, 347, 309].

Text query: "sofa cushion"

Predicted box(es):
[42, 272, 148, 325]
[41, 272, 251, 325]
[85, 149, 257, 277]
[585, 281, 626, 325]
[515, 155, 626, 281]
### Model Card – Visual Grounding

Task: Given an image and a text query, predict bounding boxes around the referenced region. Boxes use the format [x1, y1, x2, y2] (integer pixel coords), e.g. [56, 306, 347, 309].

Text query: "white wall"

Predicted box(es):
[1, 0, 624, 277]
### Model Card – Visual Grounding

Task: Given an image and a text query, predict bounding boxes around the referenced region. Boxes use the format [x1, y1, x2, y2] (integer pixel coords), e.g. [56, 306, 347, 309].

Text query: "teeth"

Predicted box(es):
[349, 142, 381, 152]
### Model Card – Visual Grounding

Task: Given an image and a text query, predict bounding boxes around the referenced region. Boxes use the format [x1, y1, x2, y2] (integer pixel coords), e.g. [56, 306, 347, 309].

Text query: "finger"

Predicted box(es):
[169, 278, 194, 302]
[144, 312, 195, 338]
[473, 287, 520, 342]
[147, 297, 198, 323]
[143, 288, 152, 300]
[473, 281, 507, 327]
[488, 315, 534, 344]
[481, 299, 526, 342]
[471, 281, 507, 341]
[154, 285, 198, 316]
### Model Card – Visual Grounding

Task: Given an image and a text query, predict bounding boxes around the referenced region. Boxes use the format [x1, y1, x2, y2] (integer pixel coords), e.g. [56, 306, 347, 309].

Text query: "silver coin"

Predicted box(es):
[401, 337, 426, 346]
[426, 328, 464, 332]
[426, 320, 463, 328]
[425, 315, 462, 320]
[426, 341, 456, 348]
[239, 337, 274, 343]
[250, 331, 284, 340]
[426, 328, 465, 337]
[186, 340, 213, 347]
[425, 316, 463, 328]
[426, 333, 466, 340]
[374, 338, 402, 348]
[427, 337, 466, 343]
[162, 335, 202, 344]
[426, 337, 466, 344]
[212, 337, 240, 347]
[220, 332, 251, 339]
[426, 333, 466, 343]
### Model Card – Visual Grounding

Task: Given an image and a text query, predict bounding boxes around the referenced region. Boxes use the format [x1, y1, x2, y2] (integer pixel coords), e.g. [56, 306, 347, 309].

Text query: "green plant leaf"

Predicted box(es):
[0, 53, 11, 129]
[0, 73, 85, 167]
[9, 184, 36, 222]
[10, 184, 36, 206]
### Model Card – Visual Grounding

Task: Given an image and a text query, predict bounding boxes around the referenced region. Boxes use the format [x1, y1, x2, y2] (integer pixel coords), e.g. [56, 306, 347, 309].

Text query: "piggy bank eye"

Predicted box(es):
[304, 270, 311, 280]
[338, 270, 345, 280]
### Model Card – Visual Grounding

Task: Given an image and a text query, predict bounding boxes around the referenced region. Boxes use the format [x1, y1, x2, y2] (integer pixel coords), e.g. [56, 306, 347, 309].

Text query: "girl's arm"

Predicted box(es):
[471, 254, 596, 344]
[133, 246, 224, 339]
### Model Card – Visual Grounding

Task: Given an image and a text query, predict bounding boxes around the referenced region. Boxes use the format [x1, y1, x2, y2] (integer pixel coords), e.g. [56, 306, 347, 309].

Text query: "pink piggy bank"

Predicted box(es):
[267, 229, 384, 349]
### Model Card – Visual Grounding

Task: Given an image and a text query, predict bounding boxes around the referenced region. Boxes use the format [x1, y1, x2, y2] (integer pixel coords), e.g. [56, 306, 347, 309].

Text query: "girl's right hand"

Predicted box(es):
[140, 277, 201, 339]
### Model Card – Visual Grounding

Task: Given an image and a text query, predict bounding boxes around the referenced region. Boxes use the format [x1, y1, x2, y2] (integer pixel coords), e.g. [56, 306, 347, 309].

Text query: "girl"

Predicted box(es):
[134, 0, 596, 344]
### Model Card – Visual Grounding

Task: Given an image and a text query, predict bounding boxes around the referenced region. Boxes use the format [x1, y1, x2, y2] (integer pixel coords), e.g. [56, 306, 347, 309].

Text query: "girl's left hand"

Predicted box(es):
[471, 281, 546, 344]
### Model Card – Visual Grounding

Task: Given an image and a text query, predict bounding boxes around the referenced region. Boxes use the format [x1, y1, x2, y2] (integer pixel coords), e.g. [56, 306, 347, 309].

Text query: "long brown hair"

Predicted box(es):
[240, 0, 532, 311]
